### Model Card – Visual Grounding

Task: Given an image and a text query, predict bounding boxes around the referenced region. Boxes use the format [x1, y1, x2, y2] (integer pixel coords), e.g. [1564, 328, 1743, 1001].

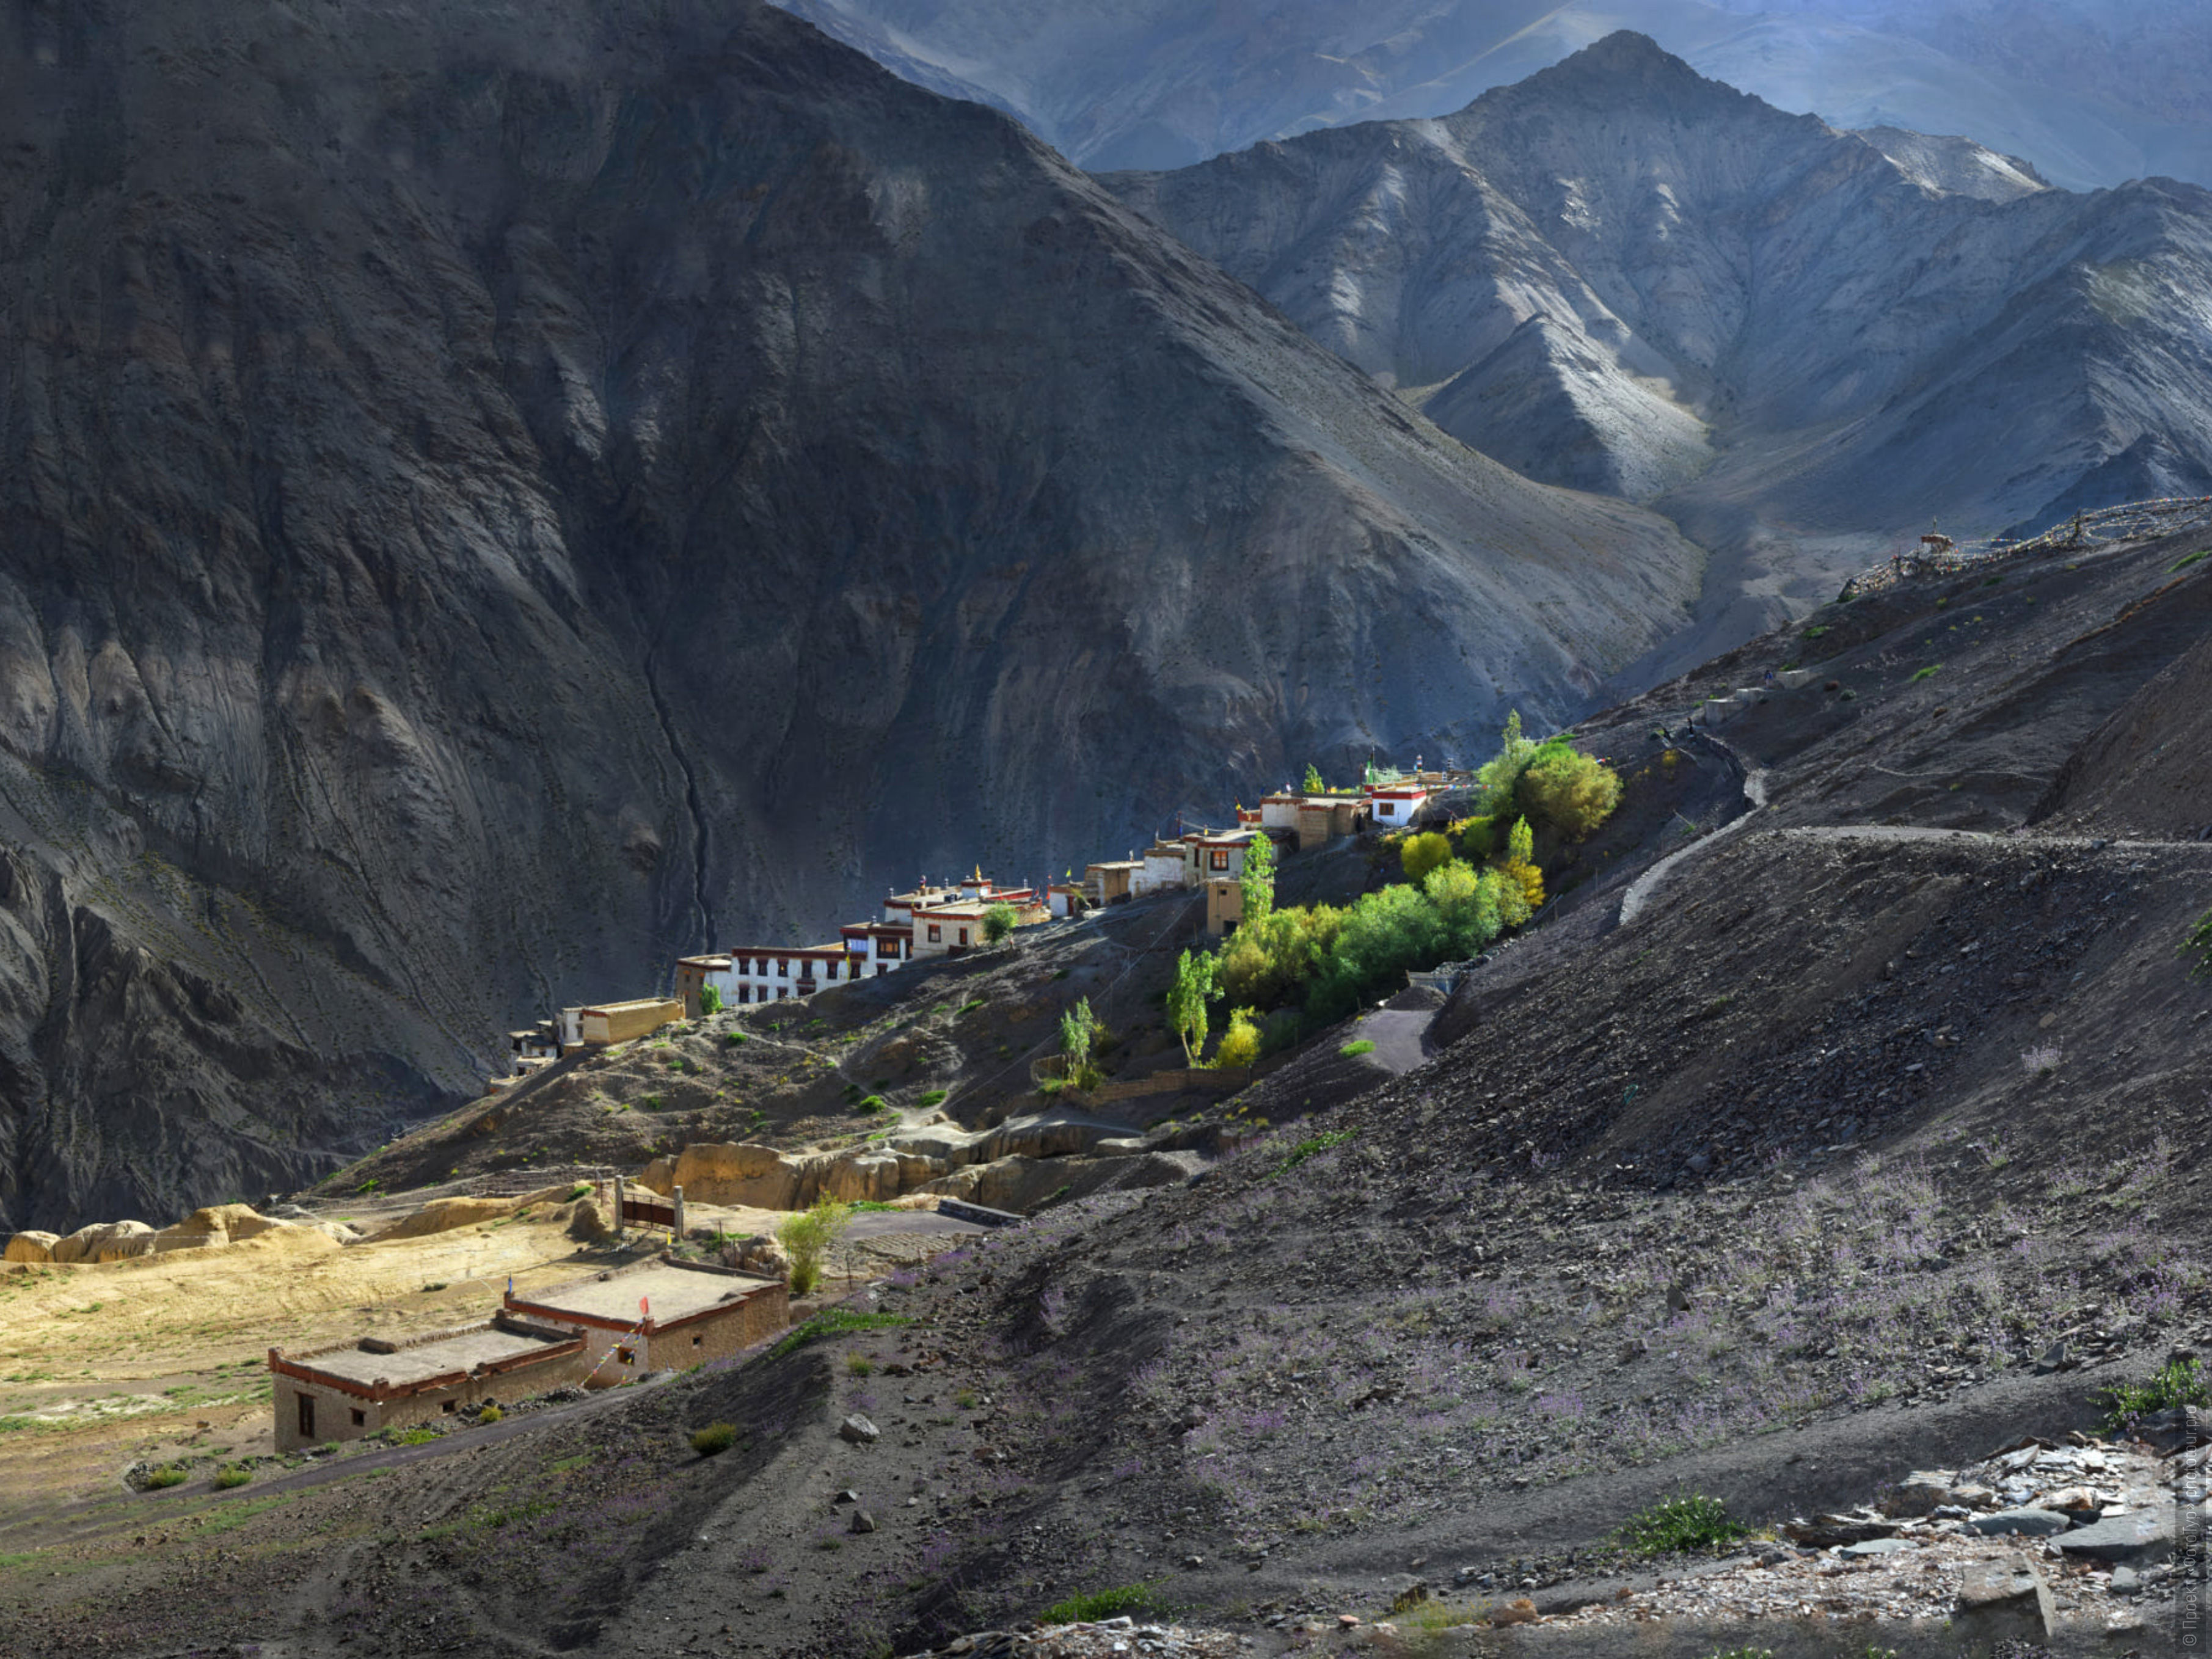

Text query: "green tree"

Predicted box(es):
[1239, 833, 1277, 928]
[1213, 1007, 1263, 1069]
[1302, 762, 1327, 795]
[1400, 831, 1452, 883]
[982, 902, 1019, 943]
[1309, 884, 1448, 1022]
[1166, 949, 1221, 1065]
[1423, 859, 1504, 958]
[700, 984, 723, 1016]
[1501, 815, 1544, 918]
[776, 1197, 853, 1296]
[1517, 743, 1623, 839]
[1059, 997, 1105, 1090]
[1474, 711, 1539, 815]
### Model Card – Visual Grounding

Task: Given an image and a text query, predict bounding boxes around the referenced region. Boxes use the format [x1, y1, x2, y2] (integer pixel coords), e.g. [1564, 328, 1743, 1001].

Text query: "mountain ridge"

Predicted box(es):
[0, 0, 1704, 1228]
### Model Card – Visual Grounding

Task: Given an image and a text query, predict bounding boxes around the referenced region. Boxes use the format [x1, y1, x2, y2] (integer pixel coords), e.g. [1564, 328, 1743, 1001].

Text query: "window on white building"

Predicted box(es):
[777, 959, 788, 977]
[927, 925, 941, 943]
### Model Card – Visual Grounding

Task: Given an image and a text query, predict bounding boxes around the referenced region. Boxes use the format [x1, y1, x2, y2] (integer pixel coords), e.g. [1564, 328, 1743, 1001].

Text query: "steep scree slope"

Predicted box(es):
[0, 1, 1704, 1228]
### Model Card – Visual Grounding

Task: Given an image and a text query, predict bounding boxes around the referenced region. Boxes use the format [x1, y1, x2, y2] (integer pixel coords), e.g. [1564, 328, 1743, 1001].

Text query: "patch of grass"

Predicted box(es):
[197, 1493, 293, 1537]
[849, 1200, 902, 1212]
[845, 1352, 874, 1377]
[212, 1465, 252, 1490]
[723, 1032, 748, 1047]
[1040, 1584, 1157, 1625]
[142, 1467, 189, 1490]
[2183, 910, 2212, 979]
[1617, 1495, 1749, 1555]
[691, 1422, 739, 1457]
[1273, 1128, 1355, 1176]
[1910, 664, 1942, 682]
[958, 998, 987, 1016]
[354, 1178, 381, 1195]
[477, 1405, 503, 1425]
[1338, 1039, 1376, 1057]
[2170, 549, 2210, 572]
[854, 1095, 889, 1114]
[954, 1388, 979, 1410]
[2098, 1357, 2212, 1431]
[769, 1308, 914, 1360]
[916, 1088, 948, 1109]
[1802, 624, 1829, 638]
[395, 1428, 438, 1446]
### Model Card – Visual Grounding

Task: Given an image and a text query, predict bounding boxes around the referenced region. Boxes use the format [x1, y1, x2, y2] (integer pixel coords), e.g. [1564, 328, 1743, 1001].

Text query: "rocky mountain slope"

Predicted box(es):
[0, 0, 1712, 1230]
[1109, 34, 2212, 682]
[776, 0, 2212, 189]
[13, 512, 2212, 1658]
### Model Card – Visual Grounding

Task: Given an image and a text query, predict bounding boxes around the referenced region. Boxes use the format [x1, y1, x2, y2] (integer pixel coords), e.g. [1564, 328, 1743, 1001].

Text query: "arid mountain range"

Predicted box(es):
[777, 0, 2212, 189]
[4, 0, 2212, 1232]
[0, 0, 1700, 1228]
[1107, 31, 2212, 682]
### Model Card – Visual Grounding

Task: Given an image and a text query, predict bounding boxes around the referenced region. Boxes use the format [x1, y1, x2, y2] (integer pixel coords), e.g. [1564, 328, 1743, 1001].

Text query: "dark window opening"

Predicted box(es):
[350, 1408, 366, 1427]
[297, 1393, 315, 1440]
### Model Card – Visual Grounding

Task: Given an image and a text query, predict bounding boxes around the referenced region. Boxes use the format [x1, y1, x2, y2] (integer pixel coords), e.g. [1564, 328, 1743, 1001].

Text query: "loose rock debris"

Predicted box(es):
[915, 1619, 1247, 1657]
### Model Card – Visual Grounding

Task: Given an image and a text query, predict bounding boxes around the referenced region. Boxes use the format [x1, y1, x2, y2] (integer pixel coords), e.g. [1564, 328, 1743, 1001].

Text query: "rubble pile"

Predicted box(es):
[911, 1618, 1249, 1657]
[1552, 1418, 2205, 1643]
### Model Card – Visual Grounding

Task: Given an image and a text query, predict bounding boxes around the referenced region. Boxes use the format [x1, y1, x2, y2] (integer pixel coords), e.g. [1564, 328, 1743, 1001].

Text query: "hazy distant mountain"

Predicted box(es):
[0, 0, 1704, 1227]
[775, 0, 2212, 190]
[1109, 33, 2212, 682]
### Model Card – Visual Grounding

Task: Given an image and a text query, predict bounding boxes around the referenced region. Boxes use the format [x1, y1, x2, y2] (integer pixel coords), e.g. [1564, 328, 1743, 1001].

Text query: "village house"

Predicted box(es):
[579, 999, 684, 1045]
[1134, 841, 1191, 897]
[269, 1313, 587, 1451]
[503, 1255, 787, 1382]
[1205, 875, 1243, 937]
[909, 891, 1048, 960]
[1296, 796, 1363, 850]
[1084, 859, 1141, 906]
[1047, 882, 1089, 919]
[839, 920, 914, 978]
[1363, 779, 1433, 828]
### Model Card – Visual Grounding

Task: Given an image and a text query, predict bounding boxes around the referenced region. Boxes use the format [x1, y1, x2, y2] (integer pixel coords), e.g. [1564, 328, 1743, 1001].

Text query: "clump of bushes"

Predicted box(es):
[982, 903, 1018, 943]
[692, 1422, 739, 1457]
[776, 1197, 853, 1296]
[2098, 1356, 2211, 1431]
[213, 1465, 252, 1490]
[142, 1465, 189, 1490]
[477, 1404, 503, 1425]
[1040, 1584, 1157, 1625]
[1211, 1007, 1263, 1069]
[1616, 1495, 1748, 1555]
[916, 1088, 948, 1109]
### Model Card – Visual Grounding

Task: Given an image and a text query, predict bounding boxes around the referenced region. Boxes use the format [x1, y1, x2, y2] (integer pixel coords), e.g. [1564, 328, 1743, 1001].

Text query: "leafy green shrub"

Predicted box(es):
[982, 903, 1018, 944]
[1517, 744, 1622, 839]
[1617, 1495, 1748, 1555]
[845, 1352, 874, 1377]
[1274, 1128, 1354, 1175]
[1450, 814, 1498, 862]
[2170, 549, 2210, 572]
[701, 985, 724, 1015]
[396, 1428, 437, 1446]
[2183, 911, 2212, 978]
[1302, 762, 1327, 794]
[566, 1183, 591, 1201]
[692, 1422, 739, 1456]
[1910, 664, 1941, 682]
[1059, 996, 1107, 1089]
[1339, 1039, 1376, 1058]
[916, 1088, 947, 1109]
[1040, 1584, 1156, 1625]
[2098, 1356, 2212, 1431]
[213, 1465, 252, 1490]
[143, 1466, 188, 1490]
[1400, 831, 1453, 883]
[1240, 830, 1277, 927]
[723, 1032, 748, 1048]
[478, 1405, 503, 1425]
[776, 1198, 853, 1296]
[958, 998, 987, 1016]
[1212, 1008, 1263, 1070]
[853, 1095, 889, 1115]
